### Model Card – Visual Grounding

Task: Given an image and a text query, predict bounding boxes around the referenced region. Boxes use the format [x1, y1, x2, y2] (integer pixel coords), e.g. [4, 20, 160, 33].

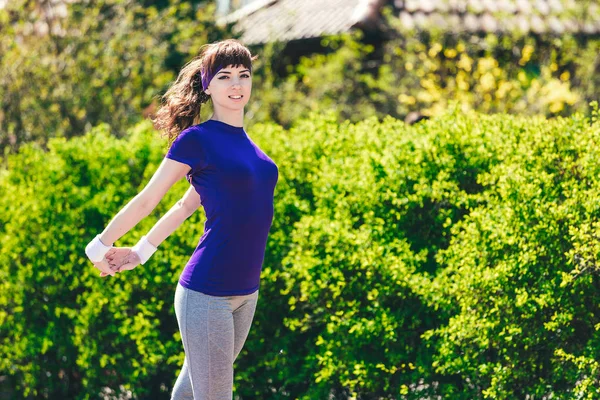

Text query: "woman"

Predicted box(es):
[84, 39, 279, 399]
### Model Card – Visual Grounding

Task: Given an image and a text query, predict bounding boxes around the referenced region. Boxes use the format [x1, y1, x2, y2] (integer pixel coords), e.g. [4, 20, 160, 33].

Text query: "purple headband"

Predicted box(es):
[200, 66, 222, 92]
[200, 64, 252, 91]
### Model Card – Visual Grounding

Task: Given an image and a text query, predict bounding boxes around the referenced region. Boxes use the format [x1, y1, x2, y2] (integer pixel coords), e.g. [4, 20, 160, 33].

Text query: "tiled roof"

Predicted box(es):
[222, 0, 600, 45]
[394, 0, 600, 35]
[221, 0, 365, 45]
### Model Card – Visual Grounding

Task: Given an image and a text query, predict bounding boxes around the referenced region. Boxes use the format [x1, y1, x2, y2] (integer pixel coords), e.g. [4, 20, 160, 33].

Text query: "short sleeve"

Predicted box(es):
[165, 127, 204, 172]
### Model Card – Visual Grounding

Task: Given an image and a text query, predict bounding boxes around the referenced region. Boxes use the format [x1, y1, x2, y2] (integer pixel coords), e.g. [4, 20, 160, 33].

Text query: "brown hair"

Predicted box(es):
[152, 39, 257, 145]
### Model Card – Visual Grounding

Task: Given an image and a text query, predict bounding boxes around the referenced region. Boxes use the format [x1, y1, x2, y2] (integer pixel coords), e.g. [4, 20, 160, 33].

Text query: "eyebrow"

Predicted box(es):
[216, 69, 251, 75]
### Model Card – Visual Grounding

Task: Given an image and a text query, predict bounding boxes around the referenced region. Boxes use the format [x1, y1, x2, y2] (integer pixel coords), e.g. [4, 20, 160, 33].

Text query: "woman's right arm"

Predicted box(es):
[97, 158, 192, 246]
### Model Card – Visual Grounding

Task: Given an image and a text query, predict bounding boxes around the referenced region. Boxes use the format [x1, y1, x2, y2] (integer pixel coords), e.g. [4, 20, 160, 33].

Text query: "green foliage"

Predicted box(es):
[252, 104, 600, 399]
[2, 0, 599, 165]
[250, 27, 599, 127]
[248, 35, 379, 128]
[421, 106, 600, 398]
[4, 108, 600, 398]
[0, 121, 201, 398]
[0, 0, 224, 153]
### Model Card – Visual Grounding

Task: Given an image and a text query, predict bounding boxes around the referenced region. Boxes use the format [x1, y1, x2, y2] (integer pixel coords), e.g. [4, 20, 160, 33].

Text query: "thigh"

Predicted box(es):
[232, 290, 259, 361]
[174, 284, 236, 400]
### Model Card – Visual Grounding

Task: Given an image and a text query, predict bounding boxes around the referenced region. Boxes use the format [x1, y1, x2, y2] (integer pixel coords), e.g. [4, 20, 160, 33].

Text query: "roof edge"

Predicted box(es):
[216, 0, 279, 26]
[350, 0, 388, 29]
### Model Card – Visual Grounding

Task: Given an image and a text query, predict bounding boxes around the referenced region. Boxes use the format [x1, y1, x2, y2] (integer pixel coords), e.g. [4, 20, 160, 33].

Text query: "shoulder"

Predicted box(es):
[178, 124, 202, 138]
[184, 122, 216, 141]
[170, 124, 209, 147]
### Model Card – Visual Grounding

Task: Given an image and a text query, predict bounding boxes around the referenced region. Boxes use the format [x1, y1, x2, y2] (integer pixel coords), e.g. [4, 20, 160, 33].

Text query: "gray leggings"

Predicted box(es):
[171, 283, 259, 400]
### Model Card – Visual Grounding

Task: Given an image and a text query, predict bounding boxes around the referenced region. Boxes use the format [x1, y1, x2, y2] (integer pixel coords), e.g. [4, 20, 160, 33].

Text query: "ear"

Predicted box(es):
[204, 89, 211, 95]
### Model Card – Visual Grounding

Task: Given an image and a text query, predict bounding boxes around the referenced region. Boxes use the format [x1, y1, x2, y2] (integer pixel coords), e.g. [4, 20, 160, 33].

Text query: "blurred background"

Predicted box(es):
[1, 0, 599, 155]
[1, 1, 600, 399]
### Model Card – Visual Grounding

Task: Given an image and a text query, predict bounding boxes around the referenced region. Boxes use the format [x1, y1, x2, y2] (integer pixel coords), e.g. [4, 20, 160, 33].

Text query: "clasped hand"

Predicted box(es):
[93, 247, 142, 277]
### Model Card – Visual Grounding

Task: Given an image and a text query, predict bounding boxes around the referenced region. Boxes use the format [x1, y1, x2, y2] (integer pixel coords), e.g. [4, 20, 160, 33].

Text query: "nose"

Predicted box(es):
[230, 78, 241, 89]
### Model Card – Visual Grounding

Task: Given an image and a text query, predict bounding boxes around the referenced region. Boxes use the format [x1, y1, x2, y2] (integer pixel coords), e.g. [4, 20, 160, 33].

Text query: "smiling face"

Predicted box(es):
[204, 65, 252, 112]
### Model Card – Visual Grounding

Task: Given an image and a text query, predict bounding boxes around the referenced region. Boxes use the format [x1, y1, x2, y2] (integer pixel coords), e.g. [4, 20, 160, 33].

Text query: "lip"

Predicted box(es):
[228, 95, 244, 101]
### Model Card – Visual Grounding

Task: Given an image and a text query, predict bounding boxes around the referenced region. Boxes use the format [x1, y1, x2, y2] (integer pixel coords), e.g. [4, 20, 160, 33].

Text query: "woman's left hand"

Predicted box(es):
[104, 247, 141, 274]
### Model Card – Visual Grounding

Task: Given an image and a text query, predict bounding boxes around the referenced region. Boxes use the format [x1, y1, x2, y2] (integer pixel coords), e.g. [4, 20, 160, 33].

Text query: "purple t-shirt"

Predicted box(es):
[165, 119, 279, 296]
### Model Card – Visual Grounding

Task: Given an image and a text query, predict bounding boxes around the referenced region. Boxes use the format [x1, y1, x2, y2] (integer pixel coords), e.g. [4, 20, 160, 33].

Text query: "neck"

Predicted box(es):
[209, 109, 245, 128]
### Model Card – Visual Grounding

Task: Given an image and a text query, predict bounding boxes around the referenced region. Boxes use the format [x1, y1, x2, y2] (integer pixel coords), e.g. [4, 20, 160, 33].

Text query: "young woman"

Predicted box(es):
[84, 39, 279, 399]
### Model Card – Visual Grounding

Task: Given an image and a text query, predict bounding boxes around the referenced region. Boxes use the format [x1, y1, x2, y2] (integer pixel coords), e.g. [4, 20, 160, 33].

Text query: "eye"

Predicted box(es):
[241, 74, 250, 78]
[218, 76, 229, 80]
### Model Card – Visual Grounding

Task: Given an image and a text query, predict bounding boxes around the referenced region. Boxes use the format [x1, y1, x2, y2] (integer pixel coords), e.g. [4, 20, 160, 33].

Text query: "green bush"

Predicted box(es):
[422, 105, 600, 399]
[250, 28, 599, 127]
[1, 122, 179, 398]
[0, 0, 225, 154]
[2, 107, 600, 398]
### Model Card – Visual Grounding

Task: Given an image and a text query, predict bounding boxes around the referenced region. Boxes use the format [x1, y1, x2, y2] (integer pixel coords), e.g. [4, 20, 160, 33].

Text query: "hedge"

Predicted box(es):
[1, 106, 600, 398]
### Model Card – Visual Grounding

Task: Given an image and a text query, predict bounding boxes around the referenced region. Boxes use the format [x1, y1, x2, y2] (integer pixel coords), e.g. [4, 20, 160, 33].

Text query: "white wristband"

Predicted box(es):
[132, 236, 158, 265]
[85, 235, 113, 262]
